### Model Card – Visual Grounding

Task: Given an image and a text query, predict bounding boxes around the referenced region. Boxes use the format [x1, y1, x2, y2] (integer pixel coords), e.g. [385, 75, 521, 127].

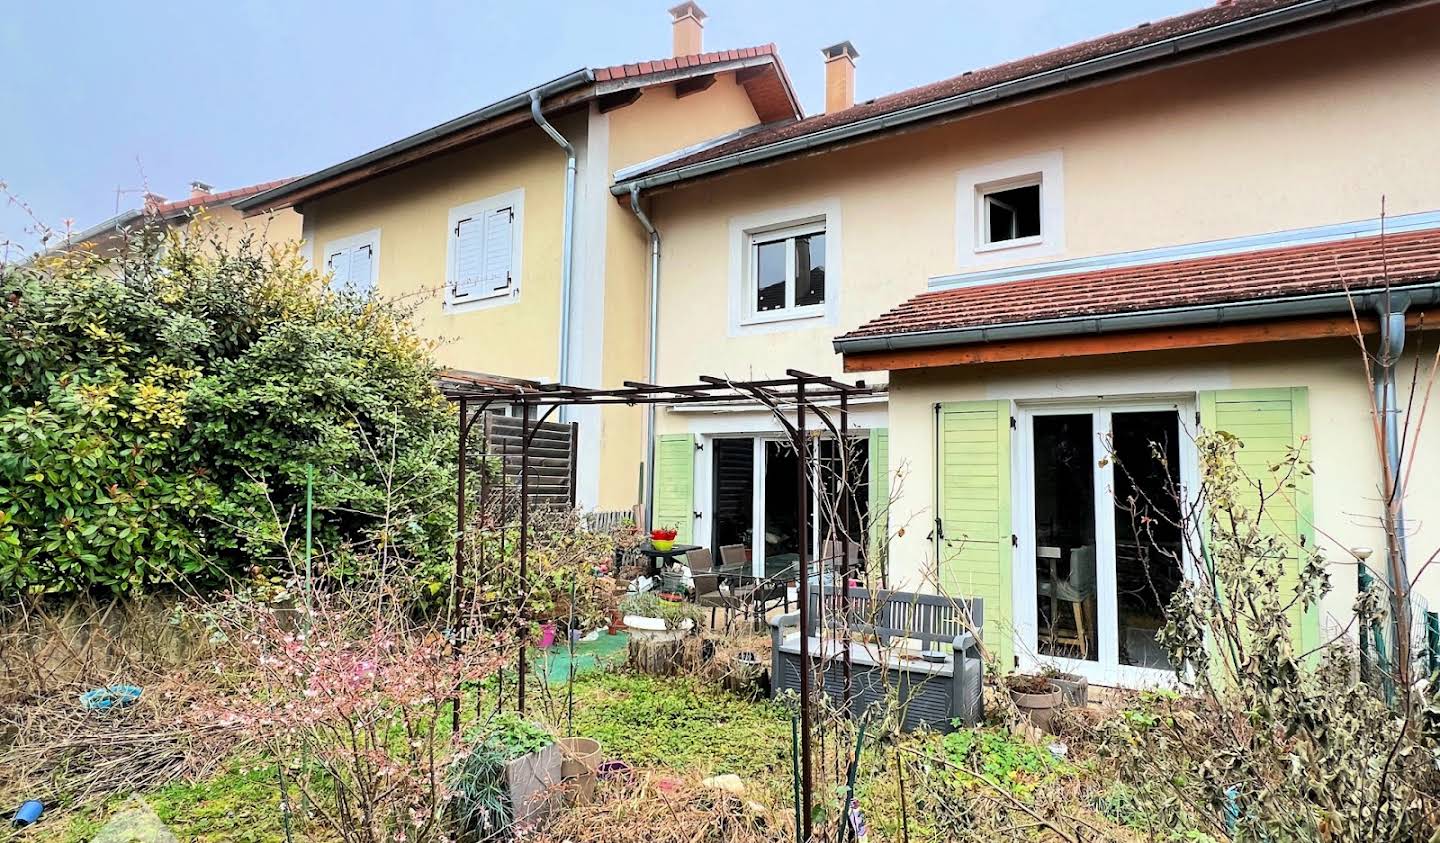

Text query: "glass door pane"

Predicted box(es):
[1032, 414, 1099, 662]
[711, 438, 754, 563]
[764, 440, 802, 577]
[1110, 411, 1184, 669]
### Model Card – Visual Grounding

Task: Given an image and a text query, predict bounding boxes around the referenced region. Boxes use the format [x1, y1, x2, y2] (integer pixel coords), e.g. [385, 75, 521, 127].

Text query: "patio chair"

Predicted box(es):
[690, 549, 747, 630]
[1038, 545, 1096, 659]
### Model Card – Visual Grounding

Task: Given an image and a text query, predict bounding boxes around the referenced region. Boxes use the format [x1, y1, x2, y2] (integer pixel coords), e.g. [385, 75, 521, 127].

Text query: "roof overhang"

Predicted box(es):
[613, 0, 1419, 197]
[238, 50, 801, 216]
[837, 283, 1440, 372]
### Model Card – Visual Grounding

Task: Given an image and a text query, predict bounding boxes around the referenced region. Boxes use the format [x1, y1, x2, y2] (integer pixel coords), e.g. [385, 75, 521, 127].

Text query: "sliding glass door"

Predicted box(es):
[707, 435, 870, 579]
[1016, 400, 1194, 685]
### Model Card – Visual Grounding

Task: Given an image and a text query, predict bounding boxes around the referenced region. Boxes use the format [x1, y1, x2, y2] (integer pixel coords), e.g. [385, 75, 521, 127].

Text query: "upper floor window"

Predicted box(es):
[447, 189, 524, 310]
[323, 229, 380, 296]
[748, 220, 827, 323]
[955, 151, 1064, 266]
[981, 179, 1041, 245]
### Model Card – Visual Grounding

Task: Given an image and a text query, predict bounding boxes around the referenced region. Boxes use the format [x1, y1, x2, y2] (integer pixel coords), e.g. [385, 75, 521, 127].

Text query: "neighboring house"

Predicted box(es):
[62, 179, 301, 261]
[612, 0, 1440, 685]
[236, 2, 801, 513]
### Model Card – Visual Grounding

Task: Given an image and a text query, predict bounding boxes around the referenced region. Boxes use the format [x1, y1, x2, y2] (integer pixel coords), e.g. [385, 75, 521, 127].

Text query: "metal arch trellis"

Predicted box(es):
[437, 367, 885, 842]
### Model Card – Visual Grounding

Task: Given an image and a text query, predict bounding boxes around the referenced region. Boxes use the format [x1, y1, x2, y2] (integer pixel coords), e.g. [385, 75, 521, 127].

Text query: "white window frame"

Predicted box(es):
[728, 200, 842, 335]
[978, 175, 1043, 250]
[321, 229, 381, 295]
[955, 151, 1065, 268]
[744, 219, 827, 325]
[444, 189, 525, 313]
[1011, 395, 1200, 689]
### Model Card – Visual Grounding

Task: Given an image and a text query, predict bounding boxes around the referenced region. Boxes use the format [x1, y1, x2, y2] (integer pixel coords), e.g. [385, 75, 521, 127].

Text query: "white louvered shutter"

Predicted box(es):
[452, 217, 484, 300]
[326, 249, 350, 291]
[482, 207, 513, 295]
[349, 244, 374, 296]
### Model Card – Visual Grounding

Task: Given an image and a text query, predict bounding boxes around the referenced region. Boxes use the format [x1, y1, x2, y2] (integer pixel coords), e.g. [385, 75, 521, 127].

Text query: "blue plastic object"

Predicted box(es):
[13, 799, 43, 827]
[79, 684, 142, 710]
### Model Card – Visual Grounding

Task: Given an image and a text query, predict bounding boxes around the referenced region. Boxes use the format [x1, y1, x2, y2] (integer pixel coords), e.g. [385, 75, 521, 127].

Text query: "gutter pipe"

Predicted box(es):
[628, 185, 661, 528]
[530, 90, 579, 389]
[832, 282, 1440, 355]
[1374, 293, 1412, 638]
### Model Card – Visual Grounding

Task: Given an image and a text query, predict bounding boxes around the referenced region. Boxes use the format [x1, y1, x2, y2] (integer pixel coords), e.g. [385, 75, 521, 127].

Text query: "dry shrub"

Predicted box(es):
[0, 673, 242, 815]
[529, 772, 789, 843]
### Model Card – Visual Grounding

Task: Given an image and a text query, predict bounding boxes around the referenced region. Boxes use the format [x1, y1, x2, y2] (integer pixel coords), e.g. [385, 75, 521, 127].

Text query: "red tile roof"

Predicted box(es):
[841, 228, 1440, 342]
[594, 44, 777, 82]
[154, 178, 297, 216]
[624, 0, 1340, 180]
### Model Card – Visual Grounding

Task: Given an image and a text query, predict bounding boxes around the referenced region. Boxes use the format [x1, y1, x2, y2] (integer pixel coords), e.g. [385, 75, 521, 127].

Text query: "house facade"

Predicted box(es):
[237, 3, 801, 513]
[613, 0, 1440, 685]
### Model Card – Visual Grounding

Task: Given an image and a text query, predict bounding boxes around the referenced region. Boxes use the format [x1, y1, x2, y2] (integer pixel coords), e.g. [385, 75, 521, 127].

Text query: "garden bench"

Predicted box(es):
[769, 587, 984, 732]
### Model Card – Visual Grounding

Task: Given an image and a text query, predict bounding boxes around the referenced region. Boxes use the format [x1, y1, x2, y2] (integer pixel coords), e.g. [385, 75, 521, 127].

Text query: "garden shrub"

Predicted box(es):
[0, 221, 456, 594]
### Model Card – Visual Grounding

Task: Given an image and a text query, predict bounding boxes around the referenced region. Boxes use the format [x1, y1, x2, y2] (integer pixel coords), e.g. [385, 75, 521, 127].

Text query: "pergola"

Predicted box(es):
[437, 368, 885, 838]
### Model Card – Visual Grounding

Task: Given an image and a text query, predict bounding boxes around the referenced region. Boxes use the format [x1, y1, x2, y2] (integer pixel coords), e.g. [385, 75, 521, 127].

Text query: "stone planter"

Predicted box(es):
[557, 737, 602, 805]
[1047, 671, 1089, 708]
[1008, 680, 1064, 733]
[623, 615, 694, 642]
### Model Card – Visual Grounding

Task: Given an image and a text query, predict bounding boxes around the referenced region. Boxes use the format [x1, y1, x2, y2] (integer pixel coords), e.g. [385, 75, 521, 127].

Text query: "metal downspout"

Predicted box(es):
[529, 91, 578, 389]
[629, 185, 661, 527]
[1375, 294, 1411, 641]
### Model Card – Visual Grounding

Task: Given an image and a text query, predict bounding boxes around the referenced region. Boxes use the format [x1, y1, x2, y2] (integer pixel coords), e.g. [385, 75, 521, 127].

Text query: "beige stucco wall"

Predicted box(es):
[591, 74, 767, 510]
[298, 74, 765, 511]
[883, 339, 1440, 647]
[194, 204, 303, 254]
[647, 5, 1440, 397]
[304, 117, 579, 382]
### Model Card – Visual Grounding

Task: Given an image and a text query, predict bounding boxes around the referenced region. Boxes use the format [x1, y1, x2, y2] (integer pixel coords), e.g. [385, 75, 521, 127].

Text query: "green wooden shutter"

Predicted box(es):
[867, 428, 890, 568]
[937, 401, 1013, 667]
[654, 434, 695, 543]
[1198, 387, 1318, 653]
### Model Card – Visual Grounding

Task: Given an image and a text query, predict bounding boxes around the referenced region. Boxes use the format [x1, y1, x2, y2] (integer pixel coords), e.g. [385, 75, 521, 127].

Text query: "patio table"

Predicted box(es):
[637, 542, 701, 577]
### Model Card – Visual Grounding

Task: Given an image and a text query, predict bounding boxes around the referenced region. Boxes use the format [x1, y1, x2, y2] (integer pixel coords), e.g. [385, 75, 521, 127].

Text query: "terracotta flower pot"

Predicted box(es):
[1008, 681, 1063, 733]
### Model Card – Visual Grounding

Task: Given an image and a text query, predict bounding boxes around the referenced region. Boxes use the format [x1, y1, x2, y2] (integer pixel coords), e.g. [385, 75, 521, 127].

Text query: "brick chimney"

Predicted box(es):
[142, 192, 167, 214]
[669, 2, 705, 57]
[822, 41, 859, 113]
[189, 180, 213, 198]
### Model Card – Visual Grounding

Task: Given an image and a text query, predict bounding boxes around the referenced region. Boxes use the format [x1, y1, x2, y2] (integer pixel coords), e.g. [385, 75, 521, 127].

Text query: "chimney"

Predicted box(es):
[821, 41, 859, 114]
[669, 2, 705, 57]
[189, 180, 213, 198]
[142, 192, 167, 214]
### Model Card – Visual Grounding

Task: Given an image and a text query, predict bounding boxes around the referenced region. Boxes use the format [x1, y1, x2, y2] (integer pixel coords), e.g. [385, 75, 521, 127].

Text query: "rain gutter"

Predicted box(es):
[530, 90, 579, 388]
[832, 282, 1440, 355]
[628, 185, 662, 527]
[236, 69, 595, 213]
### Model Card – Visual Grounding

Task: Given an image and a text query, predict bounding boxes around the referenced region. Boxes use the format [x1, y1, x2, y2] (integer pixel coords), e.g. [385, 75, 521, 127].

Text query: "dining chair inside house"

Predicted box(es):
[1037, 544, 1097, 659]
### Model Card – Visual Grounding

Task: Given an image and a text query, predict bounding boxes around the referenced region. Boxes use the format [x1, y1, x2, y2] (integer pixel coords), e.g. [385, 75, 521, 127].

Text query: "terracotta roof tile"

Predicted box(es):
[630, 0, 1322, 178]
[597, 44, 778, 81]
[841, 229, 1440, 342]
[153, 178, 297, 216]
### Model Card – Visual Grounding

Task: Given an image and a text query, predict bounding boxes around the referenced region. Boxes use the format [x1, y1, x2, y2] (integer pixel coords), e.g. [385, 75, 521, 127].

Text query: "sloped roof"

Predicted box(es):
[615, 0, 1410, 192]
[66, 178, 297, 247]
[838, 228, 1440, 348]
[238, 46, 799, 215]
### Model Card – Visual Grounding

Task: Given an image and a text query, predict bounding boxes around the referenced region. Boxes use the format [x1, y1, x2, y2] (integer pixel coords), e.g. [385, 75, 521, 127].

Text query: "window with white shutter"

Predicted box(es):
[446, 190, 523, 310]
[321, 230, 380, 296]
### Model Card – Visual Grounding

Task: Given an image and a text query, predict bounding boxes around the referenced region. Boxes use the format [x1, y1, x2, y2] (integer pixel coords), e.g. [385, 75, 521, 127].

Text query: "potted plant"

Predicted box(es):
[1004, 672, 1064, 733]
[448, 714, 561, 838]
[620, 592, 699, 640]
[649, 525, 678, 552]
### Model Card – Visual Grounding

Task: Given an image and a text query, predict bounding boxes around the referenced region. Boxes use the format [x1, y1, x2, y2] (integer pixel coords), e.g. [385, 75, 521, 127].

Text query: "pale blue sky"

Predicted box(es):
[1, 0, 1196, 251]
